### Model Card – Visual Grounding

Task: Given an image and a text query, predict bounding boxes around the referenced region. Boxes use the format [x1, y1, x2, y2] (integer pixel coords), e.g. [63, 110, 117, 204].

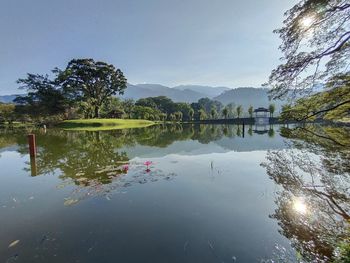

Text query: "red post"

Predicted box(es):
[28, 134, 36, 157]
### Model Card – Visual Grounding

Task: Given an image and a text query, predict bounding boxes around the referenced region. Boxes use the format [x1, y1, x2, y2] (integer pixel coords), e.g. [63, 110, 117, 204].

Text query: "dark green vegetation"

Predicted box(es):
[269, 0, 350, 123]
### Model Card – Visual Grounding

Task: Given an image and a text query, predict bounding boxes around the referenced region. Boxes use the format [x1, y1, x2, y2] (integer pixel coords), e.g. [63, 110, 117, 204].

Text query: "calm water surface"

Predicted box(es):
[0, 124, 349, 262]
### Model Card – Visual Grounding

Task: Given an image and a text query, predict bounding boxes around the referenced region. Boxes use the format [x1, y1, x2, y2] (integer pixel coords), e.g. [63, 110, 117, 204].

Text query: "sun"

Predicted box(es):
[292, 198, 307, 215]
[300, 15, 315, 28]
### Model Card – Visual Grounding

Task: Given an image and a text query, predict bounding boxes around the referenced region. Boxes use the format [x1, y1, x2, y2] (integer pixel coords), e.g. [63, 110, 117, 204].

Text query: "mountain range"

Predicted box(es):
[0, 84, 283, 110]
[121, 84, 229, 102]
[0, 95, 20, 103]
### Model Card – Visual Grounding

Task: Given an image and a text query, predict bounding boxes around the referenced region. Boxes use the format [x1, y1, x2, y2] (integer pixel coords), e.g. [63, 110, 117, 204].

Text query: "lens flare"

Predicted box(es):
[293, 198, 307, 214]
[300, 15, 315, 28]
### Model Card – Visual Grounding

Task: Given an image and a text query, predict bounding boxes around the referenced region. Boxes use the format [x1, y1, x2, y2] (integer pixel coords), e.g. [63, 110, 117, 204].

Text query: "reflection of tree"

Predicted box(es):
[10, 129, 178, 205]
[268, 126, 275, 138]
[62, 162, 177, 206]
[263, 125, 350, 262]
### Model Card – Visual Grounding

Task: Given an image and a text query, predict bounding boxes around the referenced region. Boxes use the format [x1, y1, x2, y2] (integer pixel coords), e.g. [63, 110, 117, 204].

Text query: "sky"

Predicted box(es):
[0, 0, 297, 95]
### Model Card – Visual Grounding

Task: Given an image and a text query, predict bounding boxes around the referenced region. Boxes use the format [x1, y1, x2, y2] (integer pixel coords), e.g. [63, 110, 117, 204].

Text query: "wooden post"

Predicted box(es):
[28, 134, 37, 176]
[28, 134, 36, 157]
[30, 156, 37, 176]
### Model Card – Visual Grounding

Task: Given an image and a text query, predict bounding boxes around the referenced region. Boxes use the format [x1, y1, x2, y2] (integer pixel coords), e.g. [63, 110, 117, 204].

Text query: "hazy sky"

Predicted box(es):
[0, 0, 297, 95]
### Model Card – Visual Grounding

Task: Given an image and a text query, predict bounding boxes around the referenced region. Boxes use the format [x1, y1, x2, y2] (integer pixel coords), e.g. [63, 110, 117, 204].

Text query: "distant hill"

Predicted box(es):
[173, 85, 230, 98]
[0, 94, 21, 103]
[121, 84, 209, 102]
[214, 87, 285, 113]
[0, 86, 286, 112]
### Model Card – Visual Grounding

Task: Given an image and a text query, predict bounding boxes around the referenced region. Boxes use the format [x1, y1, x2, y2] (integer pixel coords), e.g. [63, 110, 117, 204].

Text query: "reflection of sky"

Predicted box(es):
[121, 127, 287, 158]
[0, 146, 292, 262]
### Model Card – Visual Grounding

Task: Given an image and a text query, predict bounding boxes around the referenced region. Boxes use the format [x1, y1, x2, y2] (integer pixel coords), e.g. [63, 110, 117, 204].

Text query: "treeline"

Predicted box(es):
[0, 57, 277, 124]
[0, 94, 276, 124]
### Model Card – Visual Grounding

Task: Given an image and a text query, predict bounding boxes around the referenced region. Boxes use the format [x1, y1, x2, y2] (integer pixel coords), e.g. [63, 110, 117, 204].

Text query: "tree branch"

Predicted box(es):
[297, 99, 350, 121]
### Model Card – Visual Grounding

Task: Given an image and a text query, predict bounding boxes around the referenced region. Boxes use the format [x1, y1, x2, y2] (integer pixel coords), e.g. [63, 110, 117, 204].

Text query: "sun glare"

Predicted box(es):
[300, 15, 315, 28]
[293, 198, 307, 215]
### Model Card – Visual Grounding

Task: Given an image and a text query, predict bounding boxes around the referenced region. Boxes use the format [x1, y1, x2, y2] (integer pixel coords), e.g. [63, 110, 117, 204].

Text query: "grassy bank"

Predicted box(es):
[58, 119, 155, 131]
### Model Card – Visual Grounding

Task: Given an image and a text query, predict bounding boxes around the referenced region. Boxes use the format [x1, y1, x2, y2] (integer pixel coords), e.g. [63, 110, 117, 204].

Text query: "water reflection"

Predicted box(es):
[263, 124, 350, 262]
[0, 124, 349, 262]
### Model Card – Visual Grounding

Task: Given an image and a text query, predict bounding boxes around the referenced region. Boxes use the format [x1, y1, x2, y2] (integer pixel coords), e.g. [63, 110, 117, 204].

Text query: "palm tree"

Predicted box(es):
[236, 105, 243, 119]
[211, 107, 217, 119]
[222, 107, 229, 119]
[248, 106, 254, 118]
[189, 108, 194, 121]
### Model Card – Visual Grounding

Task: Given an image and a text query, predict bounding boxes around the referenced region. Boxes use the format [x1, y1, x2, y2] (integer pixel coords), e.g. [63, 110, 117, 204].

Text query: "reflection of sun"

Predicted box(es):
[300, 15, 315, 28]
[293, 198, 307, 214]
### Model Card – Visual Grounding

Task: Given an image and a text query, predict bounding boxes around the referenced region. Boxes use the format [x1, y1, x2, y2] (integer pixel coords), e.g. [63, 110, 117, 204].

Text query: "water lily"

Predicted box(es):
[144, 161, 152, 167]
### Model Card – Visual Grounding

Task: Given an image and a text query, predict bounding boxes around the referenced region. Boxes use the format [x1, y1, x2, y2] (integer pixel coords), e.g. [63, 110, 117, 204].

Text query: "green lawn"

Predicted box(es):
[58, 119, 155, 131]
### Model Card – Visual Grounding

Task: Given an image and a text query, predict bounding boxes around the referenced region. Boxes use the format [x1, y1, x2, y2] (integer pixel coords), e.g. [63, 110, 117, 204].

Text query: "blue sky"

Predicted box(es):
[0, 0, 296, 95]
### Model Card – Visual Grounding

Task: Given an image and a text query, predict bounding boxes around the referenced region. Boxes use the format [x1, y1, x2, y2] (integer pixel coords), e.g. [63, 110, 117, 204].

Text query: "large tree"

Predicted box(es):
[59, 58, 127, 118]
[15, 73, 68, 118]
[268, 0, 350, 102]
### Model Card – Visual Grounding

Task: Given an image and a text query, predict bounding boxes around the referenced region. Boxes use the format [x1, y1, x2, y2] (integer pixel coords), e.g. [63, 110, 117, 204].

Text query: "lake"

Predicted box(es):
[0, 124, 349, 262]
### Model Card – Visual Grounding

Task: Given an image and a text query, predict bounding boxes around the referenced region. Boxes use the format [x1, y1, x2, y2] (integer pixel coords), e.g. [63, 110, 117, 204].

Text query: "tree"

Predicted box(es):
[267, 0, 350, 110]
[122, 99, 135, 119]
[135, 97, 157, 109]
[175, 102, 192, 121]
[76, 100, 94, 119]
[169, 113, 176, 121]
[236, 105, 243, 119]
[15, 73, 68, 118]
[222, 107, 229, 119]
[189, 108, 194, 121]
[159, 113, 167, 122]
[198, 109, 207, 120]
[190, 102, 202, 120]
[150, 96, 177, 114]
[279, 75, 350, 121]
[0, 103, 16, 124]
[248, 106, 254, 118]
[210, 107, 217, 119]
[279, 104, 296, 121]
[132, 105, 160, 120]
[174, 111, 183, 121]
[268, 104, 275, 118]
[227, 103, 236, 118]
[198, 98, 223, 116]
[58, 58, 127, 118]
[100, 97, 124, 118]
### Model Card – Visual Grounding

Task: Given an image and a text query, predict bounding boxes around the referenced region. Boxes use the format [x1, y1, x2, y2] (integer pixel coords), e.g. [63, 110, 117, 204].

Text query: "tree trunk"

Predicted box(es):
[94, 106, 99, 118]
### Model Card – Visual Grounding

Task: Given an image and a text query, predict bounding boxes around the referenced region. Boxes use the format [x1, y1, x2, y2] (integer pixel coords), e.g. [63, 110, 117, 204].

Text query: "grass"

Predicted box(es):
[58, 118, 155, 131]
[0, 121, 34, 128]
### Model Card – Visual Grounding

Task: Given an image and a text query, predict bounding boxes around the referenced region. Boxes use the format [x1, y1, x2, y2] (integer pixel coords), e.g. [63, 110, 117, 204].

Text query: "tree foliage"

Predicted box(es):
[248, 105, 254, 118]
[15, 73, 67, 118]
[268, 0, 350, 100]
[0, 103, 16, 124]
[236, 105, 243, 118]
[280, 74, 350, 121]
[58, 58, 127, 118]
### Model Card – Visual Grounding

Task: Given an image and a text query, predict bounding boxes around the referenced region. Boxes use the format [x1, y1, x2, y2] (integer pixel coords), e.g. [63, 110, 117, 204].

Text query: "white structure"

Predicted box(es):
[254, 107, 270, 125]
